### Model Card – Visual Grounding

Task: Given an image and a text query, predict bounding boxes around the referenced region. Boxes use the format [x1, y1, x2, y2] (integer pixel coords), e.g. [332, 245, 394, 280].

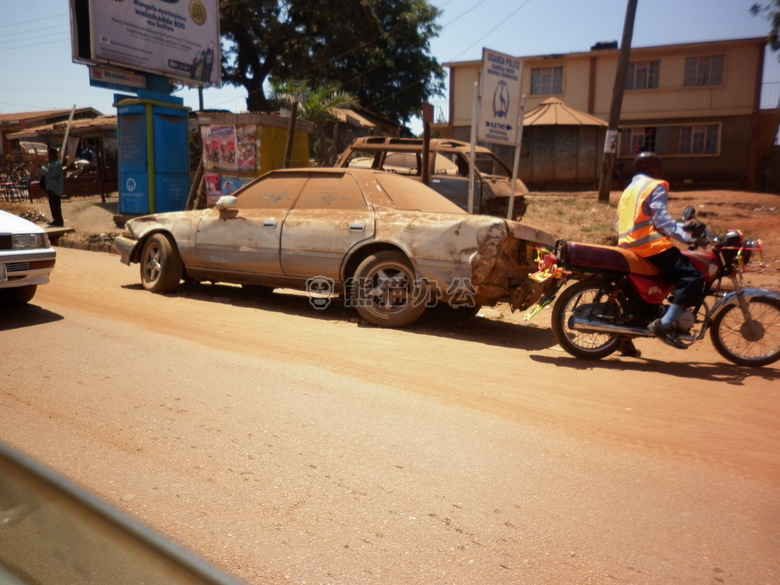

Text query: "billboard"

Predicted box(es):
[70, 0, 221, 87]
[478, 48, 523, 145]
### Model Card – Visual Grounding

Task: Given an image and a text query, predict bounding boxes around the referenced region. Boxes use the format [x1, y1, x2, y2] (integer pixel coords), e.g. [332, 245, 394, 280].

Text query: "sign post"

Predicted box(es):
[476, 48, 524, 218]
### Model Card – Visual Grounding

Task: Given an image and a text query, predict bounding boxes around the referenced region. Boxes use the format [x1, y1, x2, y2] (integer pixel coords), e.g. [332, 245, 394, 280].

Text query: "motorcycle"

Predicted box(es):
[525, 206, 780, 367]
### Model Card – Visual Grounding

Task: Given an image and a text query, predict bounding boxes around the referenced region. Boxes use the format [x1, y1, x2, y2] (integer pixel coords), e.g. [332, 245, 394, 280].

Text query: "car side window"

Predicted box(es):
[293, 174, 368, 210]
[435, 153, 469, 177]
[234, 175, 307, 209]
[381, 152, 420, 176]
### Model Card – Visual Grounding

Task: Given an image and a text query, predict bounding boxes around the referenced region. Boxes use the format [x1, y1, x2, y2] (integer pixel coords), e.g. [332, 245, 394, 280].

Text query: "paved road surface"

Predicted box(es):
[2, 248, 779, 584]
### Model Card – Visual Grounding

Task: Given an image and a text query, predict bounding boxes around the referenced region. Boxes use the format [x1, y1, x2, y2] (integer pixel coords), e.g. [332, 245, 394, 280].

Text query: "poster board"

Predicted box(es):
[70, 0, 221, 87]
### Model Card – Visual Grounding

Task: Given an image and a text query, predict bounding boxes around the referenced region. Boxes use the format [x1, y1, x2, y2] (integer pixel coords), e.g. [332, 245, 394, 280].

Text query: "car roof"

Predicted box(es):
[342, 136, 493, 155]
[253, 167, 465, 214]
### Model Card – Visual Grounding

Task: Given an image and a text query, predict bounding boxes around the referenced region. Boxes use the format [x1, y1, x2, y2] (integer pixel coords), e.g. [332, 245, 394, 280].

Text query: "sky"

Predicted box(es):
[1, 0, 778, 129]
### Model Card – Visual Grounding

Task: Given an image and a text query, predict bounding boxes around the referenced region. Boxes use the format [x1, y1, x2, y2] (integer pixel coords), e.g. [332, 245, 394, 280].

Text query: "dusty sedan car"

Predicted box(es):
[114, 168, 554, 327]
[0, 209, 56, 305]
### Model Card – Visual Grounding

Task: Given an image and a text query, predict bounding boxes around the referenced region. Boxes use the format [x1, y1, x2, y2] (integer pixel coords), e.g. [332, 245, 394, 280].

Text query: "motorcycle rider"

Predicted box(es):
[617, 152, 705, 346]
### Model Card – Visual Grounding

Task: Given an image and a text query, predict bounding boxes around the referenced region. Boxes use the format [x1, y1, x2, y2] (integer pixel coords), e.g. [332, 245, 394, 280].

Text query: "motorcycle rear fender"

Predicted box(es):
[709, 287, 780, 320]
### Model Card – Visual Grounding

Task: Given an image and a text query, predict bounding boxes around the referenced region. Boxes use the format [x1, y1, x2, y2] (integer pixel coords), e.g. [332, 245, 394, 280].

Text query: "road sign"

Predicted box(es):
[478, 49, 523, 145]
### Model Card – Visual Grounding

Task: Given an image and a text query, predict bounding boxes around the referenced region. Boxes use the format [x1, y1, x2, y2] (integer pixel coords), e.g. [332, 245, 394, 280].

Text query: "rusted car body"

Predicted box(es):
[334, 136, 529, 220]
[114, 168, 554, 327]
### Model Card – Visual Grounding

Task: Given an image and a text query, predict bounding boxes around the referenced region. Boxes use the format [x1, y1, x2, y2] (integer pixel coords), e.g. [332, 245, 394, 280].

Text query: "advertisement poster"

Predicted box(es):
[201, 125, 237, 170]
[90, 0, 221, 86]
[221, 177, 250, 196]
[204, 173, 221, 206]
[479, 48, 523, 146]
[237, 126, 258, 171]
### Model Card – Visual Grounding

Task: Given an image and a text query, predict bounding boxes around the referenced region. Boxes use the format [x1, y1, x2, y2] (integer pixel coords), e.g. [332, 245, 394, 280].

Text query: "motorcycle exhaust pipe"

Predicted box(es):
[569, 316, 694, 341]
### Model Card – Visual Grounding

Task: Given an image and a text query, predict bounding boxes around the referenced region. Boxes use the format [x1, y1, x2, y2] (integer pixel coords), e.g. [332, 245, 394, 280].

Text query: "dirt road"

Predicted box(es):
[2, 246, 779, 584]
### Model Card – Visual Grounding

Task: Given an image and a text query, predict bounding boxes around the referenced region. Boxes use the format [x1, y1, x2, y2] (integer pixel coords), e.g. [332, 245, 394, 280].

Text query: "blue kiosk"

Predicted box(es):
[116, 91, 190, 215]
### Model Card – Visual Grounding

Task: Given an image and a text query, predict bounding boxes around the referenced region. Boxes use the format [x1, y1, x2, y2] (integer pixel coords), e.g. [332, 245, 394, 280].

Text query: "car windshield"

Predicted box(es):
[474, 152, 512, 178]
[372, 172, 465, 214]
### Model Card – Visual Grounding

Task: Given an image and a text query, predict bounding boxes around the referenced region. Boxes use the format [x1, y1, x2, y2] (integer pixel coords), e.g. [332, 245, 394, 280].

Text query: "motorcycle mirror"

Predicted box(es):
[682, 205, 696, 221]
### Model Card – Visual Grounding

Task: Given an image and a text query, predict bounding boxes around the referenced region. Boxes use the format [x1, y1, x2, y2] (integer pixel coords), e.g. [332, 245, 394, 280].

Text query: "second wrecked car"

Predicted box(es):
[334, 136, 530, 220]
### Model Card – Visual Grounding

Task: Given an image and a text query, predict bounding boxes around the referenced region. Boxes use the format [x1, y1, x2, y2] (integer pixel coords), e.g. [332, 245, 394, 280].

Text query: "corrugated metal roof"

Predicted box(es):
[0, 107, 102, 126]
[8, 116, 117, 139]
[329, 107, 375, 129]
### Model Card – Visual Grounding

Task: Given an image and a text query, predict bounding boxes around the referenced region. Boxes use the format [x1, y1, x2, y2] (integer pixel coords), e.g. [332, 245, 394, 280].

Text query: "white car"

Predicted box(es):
[0, 209, 56, 304]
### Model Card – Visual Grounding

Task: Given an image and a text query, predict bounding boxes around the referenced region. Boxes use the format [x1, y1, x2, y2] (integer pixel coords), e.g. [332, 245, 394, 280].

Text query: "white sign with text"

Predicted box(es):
[478, 48, 523, 145]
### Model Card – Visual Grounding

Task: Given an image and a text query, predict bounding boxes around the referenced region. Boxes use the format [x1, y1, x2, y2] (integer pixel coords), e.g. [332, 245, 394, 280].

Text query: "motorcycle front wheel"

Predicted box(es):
[550, 280, 627, 360]
[710, 297, 780, 367]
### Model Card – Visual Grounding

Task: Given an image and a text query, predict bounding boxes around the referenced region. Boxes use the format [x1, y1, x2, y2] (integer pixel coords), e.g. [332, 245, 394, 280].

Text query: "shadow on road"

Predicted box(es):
[120, 281, 557, 352]
[529, 353, 780, 386]
[0, 303, 63, 331]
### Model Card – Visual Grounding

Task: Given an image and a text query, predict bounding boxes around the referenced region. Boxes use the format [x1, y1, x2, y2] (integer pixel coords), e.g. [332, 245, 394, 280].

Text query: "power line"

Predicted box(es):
[0, 14, 65, 29]
[444, 0, 536, 62]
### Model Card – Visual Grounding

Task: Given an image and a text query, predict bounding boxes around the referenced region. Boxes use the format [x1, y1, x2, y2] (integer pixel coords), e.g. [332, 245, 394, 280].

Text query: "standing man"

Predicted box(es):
[617, 152, 704, 345]
[43, 147, 65, 227]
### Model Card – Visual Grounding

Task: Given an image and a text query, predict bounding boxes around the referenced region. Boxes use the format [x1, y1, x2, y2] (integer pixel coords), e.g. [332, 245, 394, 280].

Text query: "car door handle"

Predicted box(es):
[349, 222, 365, 232]
[262, 220, 277, 228]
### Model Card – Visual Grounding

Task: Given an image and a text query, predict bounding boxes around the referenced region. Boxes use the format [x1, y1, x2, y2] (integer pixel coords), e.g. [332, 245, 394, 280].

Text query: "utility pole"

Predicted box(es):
[597, 0, 639, 203]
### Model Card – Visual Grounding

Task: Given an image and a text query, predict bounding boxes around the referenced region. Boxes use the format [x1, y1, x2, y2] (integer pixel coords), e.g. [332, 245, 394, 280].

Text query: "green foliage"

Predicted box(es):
[219, 0, 445, 124]
[270, 80, 358, 164]
[270, 81, 357, 123]
[751, 1, 780, 53]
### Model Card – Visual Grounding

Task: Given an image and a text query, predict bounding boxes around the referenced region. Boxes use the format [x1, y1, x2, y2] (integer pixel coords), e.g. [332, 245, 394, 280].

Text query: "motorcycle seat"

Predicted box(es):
[564, 242, 660, 276]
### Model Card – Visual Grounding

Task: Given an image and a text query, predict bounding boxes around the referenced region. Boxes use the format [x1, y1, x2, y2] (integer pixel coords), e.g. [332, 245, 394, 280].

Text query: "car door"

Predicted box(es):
[193, 174, 306, 276]
[428, 152, 482, 213]
[280, 172, 375, 281]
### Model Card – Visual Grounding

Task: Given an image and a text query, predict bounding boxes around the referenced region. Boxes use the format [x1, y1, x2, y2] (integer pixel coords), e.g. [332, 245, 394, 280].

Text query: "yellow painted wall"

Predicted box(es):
[447, 38, 764, 126]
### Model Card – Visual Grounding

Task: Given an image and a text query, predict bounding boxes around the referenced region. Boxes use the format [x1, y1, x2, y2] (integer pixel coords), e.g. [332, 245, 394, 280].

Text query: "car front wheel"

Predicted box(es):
[140, 233, 183, 293]
[0, 285, 37, 305]
[350, 251, 427, 328]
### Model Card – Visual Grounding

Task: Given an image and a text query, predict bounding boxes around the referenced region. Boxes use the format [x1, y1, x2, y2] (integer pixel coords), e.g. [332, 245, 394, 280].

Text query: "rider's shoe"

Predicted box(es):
[618, 340, 642, 358]
[648, 319, 687, 350]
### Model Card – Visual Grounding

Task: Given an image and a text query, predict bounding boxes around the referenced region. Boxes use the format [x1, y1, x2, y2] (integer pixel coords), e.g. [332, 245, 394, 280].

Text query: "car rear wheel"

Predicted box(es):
[0, 285, 37, 305]
[140, 233, 183, 293]
[351, 251, 427, 328]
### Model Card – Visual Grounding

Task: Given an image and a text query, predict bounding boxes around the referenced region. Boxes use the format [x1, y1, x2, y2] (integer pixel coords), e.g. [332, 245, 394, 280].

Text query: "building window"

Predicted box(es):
[626, 60, 660, 90]
[530, 66, 563, 95]
[619, 124, 719, 157]
[619, 127, 658, 156]
[684, 55, 724, 87]
[679, 124, 720, 155]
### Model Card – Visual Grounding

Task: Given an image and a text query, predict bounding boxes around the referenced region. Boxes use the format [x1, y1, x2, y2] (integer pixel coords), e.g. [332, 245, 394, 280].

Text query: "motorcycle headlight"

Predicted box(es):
[718, 230, 743, 268]
[740, 239, 764, 272]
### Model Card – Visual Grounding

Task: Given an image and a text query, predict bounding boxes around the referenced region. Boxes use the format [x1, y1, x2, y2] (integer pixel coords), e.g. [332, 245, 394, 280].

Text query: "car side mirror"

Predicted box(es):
[215, 195, 238, 209]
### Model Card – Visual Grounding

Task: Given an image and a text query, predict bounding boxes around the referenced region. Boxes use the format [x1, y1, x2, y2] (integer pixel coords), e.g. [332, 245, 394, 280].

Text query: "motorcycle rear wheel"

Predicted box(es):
[551, 280, 627, 360]
[710, 297, 780, 367]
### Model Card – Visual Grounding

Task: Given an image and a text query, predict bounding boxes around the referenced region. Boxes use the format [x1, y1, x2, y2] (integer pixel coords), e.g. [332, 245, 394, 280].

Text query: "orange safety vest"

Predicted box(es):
[617, 177, 674, 258]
